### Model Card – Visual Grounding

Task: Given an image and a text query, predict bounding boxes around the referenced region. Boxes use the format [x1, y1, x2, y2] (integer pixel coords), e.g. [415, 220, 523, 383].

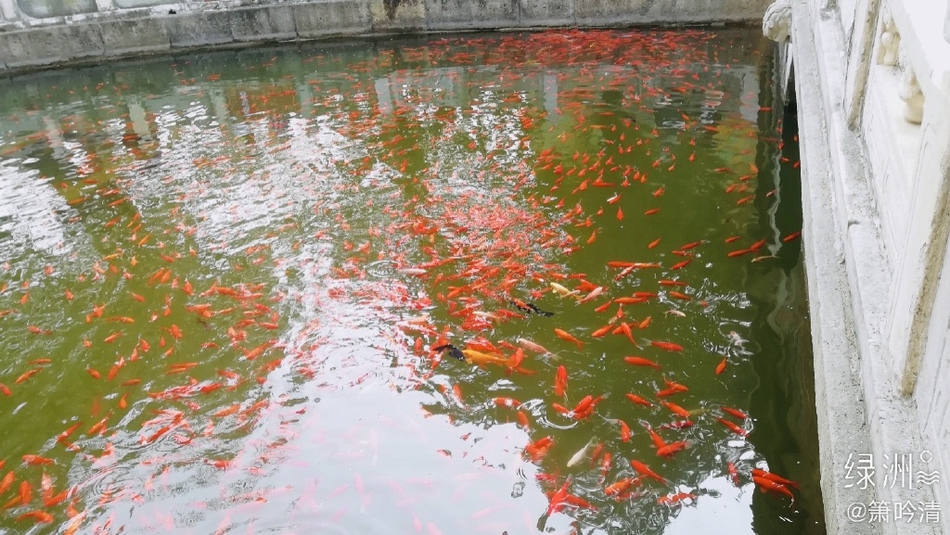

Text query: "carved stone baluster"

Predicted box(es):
[762, 0, 792, 42]
[876, 6, 900, 66]
[898, 64, 924, 124]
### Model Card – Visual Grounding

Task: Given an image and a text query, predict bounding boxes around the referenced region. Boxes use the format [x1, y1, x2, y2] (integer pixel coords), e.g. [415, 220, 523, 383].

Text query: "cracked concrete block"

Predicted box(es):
[520, 0, 573, 27]
[230, 5, 296, 42]
[163, 11, 233, 48]
[100, 18, 170, 57]
[293, 0, 371, 38]
[0, 24, 104, 69]
[426, 0, 518, 30]
[369, 0, 425, 31]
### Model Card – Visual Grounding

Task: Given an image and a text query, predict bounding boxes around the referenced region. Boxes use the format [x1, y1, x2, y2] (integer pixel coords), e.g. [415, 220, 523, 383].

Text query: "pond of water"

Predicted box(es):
[0, 27, 823, 535]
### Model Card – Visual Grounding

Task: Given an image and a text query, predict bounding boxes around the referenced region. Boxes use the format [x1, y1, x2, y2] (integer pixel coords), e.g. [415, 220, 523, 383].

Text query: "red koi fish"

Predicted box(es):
[630, 460, 666, 484]
[716, 417, 747, 436]
[493, 397, 521, 409]
[625, 393, 653, 407]
[657, 492, 696, 506]
[591, 324, 613, 337]
[752, 469, 800, 489]
[752, 475, 795, 502]
[525, 437, 554, 461]
[624, 357, 661, 370]
[660, 401, 691, 418]
[618, 419, 632, 442]
[15, 369, 41, 384]
[643, 424, 666, 449]
[0, 472, 14, 494]
[545, 479, 571, 516]
[728, 462, 740, 486]
[16, 510, 53, 523]
[716, 356, 727, 374]
[656, 441, 688, 458]
[22, 455, 55, 466]
[553, 328, 584, 349]
[604, 477, 638, 496]
[554, 365, 568, 397]
[649, 340, 683, 352]
[721, 407, 748, 420]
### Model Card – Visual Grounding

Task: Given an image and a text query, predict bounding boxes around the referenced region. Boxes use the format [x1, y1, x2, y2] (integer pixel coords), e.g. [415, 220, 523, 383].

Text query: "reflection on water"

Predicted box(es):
[0, 28, 823, 534]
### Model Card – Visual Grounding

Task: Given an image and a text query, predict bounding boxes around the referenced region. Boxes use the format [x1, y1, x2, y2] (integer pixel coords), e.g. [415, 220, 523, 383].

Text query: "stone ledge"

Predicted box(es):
[791, 0, 941, 533]
[0, 0, 773, 74]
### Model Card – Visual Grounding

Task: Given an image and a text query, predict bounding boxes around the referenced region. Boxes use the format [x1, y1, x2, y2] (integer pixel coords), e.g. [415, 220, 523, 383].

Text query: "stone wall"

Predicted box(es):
[0, 0, 772, 73]
[777, 0, 950, 533]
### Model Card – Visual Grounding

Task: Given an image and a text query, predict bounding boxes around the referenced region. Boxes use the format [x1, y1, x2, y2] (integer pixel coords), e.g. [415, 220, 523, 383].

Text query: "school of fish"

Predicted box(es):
[0, 27, 811, 535]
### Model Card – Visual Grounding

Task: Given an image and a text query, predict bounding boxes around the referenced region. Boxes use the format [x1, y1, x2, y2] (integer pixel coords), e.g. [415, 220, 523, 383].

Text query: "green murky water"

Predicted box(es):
[0, 28, 823, 534]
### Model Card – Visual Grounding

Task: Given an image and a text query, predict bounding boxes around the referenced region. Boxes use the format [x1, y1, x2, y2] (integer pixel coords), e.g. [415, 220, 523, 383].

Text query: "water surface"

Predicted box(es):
[0, 28, 823, 534]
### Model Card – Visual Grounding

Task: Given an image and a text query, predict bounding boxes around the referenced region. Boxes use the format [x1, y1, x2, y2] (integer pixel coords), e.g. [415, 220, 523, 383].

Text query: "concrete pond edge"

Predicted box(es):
[0, 0, 773, 74]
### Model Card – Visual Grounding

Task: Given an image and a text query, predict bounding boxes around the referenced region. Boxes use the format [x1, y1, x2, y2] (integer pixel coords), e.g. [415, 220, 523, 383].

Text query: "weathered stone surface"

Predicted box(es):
[520, 0, 573, 26]
[100, 18, 170, 56]
[163, 11, 233, 48]
[369, 0, 425, 31]
[425, 0, 518, 30]
[293, 0, 371, 38]
[1, 24, 104, 69]
[230, 5, 296, 42]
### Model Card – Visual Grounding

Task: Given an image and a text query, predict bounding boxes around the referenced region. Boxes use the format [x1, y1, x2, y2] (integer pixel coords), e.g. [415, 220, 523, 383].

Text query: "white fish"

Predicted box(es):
[549, 281, 579, 298]
[727, 331, 747, 347]
[566, 436, 598, 468]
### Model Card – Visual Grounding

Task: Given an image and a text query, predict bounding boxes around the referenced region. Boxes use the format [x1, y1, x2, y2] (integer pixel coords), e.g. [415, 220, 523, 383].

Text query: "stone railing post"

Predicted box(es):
[0, 0, 19, 21]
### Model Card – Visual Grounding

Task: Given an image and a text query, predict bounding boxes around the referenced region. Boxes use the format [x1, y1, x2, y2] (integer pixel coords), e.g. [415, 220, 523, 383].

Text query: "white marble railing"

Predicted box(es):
[772, 0, 950, 533]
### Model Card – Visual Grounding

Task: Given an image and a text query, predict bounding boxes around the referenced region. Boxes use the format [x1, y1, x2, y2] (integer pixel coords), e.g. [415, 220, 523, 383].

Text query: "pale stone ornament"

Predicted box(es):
[762, 0, 792, 42]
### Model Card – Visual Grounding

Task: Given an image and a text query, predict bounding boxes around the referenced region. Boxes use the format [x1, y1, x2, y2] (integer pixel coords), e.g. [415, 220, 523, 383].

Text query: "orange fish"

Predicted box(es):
[715, 356, 727, 374]
[0, 472, 14, 493]
[554, 365, 568, 397]
[752, 475, 794, 501]
[660, 401, 691, 418]
[22, 455, 55, 466]
[553, 328, 584, 349]
[618, 419, 631, 442]
[728, 462, 740, 486]
[625, 393, 653, 407]
[669, 259, 691, 270]
[722, 407, 748, 420]
[657, 492, 696, 505]
[643, 424, 666, 449]
[656, 441, 688, 457]
[716, 417, 747, 436]
[604, 477, 638, 496]
[649, 340, 683, 352]
[19, 480, 32, 504]
[630, 460, 665, 484]
[15, 369, 41, 384]
[493, 397, 521, 409]
[624, 356, 661, 370]
[16, 510, 53, 523]
[103, 332, 122, 343]
[752, 469, 799, 489]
